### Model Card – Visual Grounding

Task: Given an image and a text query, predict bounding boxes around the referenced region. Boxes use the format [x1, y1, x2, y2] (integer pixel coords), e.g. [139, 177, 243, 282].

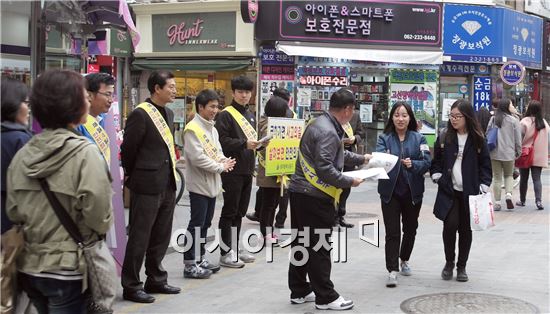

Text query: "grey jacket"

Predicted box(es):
[183, 115, 227, 198]
[488, 115, 522, 161]
[289, 111, 365, 202]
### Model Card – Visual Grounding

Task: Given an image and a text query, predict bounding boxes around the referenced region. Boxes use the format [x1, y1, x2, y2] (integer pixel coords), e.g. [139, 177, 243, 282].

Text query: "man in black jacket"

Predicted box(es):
[121, 71, 181, 303]
[215, 76, 261, 268]
[288, 88, 371, 311]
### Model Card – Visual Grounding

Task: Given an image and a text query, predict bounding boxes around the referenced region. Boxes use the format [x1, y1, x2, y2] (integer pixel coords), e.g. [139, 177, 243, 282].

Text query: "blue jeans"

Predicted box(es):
[19, 273, 85, 314]
[184, 192, 216, 262]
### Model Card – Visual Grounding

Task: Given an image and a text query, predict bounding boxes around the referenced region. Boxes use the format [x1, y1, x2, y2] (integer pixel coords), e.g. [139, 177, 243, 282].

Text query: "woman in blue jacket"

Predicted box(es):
[430, 99, 492, 282]
[376, 101, 431, 288]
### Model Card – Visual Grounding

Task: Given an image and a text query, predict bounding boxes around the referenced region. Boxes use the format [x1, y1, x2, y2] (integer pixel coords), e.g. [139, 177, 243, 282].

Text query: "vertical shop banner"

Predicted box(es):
[389, 69, 438, 134]
[167, 99, 186, 123]
[265, 118, 305, 177]
[259, 74, 295, 116]
[278, 1, 442, 47]
[502, 8, 543, 69]
[360, 103, 373, 123]
[473, 77, 492, 111]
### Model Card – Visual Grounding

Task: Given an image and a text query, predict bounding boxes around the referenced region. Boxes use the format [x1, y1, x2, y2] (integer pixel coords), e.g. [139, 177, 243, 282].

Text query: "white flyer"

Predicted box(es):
[343, 167, 389, 180]
[365, 152, 399, 173]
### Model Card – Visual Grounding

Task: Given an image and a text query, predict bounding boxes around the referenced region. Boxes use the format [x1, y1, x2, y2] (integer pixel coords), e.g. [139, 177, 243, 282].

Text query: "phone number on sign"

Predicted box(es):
[403, 34, 437, 41]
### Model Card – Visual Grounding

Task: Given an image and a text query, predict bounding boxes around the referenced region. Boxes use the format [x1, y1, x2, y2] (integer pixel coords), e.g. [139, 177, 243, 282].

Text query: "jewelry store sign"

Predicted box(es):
[152, 12, 236, 52]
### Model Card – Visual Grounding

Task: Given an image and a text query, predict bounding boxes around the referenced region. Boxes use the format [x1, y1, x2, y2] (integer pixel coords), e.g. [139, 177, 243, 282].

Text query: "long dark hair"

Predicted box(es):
[494, 98, 513, 128]
[475, 106, 491, 134]
[446, 99, 485, 151]
[524, 100, 546, 130]
[383, 101, 417, 134]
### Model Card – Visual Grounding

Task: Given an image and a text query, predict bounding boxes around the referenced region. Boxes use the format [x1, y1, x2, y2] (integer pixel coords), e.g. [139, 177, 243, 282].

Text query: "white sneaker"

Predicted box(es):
[219, 250, 245, 268]
[400, 261, 412, 276]
[386, 271, 398, 287]
[315, 296, 354, 310]
[290, 291, 315, 304]
[237, 249, 255, 263]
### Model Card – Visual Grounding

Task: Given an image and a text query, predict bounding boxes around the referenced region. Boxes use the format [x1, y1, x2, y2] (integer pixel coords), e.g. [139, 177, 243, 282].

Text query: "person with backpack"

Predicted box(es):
[486, 98, 522, 211]
[515, 100, 549, 210]
[431, 99, 492, 282]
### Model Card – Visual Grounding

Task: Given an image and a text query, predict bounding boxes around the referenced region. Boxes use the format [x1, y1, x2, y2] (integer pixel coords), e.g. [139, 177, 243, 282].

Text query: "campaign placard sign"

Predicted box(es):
[265, 118, 305, 177]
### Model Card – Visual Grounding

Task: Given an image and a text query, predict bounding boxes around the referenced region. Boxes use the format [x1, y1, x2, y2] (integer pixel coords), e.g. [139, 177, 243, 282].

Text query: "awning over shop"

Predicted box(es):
[277, 42, 443, 65]
[132, 58, 252, 71]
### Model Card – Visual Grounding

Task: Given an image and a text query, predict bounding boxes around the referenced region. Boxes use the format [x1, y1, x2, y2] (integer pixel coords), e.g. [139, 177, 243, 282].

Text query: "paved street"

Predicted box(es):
[114, 170, 550, 313]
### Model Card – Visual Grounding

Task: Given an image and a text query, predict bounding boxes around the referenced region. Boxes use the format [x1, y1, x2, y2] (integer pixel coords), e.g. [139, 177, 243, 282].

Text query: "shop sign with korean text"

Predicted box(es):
[152, 12, 236, 52]
[473, 76, 492, 111]
[265, 118, 305, 177]
[443, 4, 502, 63]
[439, 62, 490, 75]
[297, 66, 349, 87]
[260, 46, 295, 65]
[502, 8, 543, 69]
[389, 69, 438, 135]
[500, 61, 525, 86]
[278, 1, 442, 47]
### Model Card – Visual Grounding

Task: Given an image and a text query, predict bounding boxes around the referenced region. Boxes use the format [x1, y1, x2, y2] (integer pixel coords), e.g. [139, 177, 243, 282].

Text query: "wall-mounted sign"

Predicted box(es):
[277, 1, 442, 47]
[502, 8, 543, 69]
[241, 0, 259, 23]
[260, 47, 295, 65]
[459, 84, 469, 94]
[262, 65, 295, 75]
[299, 75, 348, 87]
[473, 76, 492, 111]
[297, 66, 348, 76]
[439, 62, 490, 75]
[390, 69, 438, 135]
[500, 61, 526, 85]
[152, 12, 236, 52]
[110, 30, 132, 57]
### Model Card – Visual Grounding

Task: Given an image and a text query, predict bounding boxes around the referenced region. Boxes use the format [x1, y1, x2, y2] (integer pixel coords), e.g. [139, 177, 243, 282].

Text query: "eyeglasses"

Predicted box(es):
[96, 91, 114, 99]
[448, 114, 464, 120]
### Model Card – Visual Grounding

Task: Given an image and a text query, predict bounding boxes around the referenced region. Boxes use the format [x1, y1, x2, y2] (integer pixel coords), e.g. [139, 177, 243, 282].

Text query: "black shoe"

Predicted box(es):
[456, 267, 469, 282]
[123, 290, 155, 303]
[516, 201, 525, 207]
[536, 201, 544, 210]
[144, 283, 181, 294]
[246, 212, 259, 222]
[339, 217, 354, 228]
[184, 264, 212, 279]
[441, 262, 454, 280]
[198, 259, 221, 273]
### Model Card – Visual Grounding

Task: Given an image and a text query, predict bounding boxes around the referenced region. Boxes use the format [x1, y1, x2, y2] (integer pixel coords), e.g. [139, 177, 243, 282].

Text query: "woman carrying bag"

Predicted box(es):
[6, 70, 114, 314]
[515, 100, 549, 210]
[430, 99, 492, 282]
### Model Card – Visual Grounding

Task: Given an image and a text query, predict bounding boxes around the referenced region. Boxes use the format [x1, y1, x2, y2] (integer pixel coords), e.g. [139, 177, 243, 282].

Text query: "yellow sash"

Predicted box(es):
[298, 151, 342, 208]
[224, 106, 257, 141]
[83, 115, 110, 164]
[136, 102, 178, 182]
[184, 120, 220, 162]
[343, 123, 354, 139]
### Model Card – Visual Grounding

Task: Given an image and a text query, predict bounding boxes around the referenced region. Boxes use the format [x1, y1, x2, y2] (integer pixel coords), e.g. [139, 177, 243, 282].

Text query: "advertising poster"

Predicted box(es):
[389, 69, 438, 134]
[360, 103, 373, 123]
[167, 99, 186, 123]
[265, 117, 305, 177]
[296, 88, 313, 107]
[441, 98, 457, 122]
[259, 74, 294, 116]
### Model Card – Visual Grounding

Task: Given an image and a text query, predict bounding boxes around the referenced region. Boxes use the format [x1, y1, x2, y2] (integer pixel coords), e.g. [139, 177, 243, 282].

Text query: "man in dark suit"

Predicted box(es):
[121, 71, 181, 303]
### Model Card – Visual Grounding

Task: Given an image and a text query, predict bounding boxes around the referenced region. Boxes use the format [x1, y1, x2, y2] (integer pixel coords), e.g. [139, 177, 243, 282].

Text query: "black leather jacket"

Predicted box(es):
[289, 111, 365, 202]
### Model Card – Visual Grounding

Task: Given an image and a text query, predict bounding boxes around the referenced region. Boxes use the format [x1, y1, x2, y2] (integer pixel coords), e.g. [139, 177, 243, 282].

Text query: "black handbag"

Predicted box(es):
[39, 178, 117, 314]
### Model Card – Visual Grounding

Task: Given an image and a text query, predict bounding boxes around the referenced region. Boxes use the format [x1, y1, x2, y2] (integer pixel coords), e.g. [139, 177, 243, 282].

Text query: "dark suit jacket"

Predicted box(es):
[121, 100, 176, 195]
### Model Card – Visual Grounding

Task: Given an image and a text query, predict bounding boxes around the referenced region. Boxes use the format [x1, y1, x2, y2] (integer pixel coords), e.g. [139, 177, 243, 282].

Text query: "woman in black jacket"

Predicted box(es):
[430, 99, 492, 282]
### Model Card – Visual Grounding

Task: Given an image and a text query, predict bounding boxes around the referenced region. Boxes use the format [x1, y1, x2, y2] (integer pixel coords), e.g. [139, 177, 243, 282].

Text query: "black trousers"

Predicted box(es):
[381, 195, 422, 272]
[288, 192, 339, 305]
[219, 174, 252, 256]
[336, 187, 351, 221]
[259, 187, 280, 236]
[122, 188, 176, 291]
[254, 187, 289, 225]
[443, 190, 472, 268]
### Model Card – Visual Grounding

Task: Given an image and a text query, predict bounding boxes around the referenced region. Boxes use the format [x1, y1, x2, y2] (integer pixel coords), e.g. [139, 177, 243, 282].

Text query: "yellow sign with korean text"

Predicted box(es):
[265, 118, 305, 177]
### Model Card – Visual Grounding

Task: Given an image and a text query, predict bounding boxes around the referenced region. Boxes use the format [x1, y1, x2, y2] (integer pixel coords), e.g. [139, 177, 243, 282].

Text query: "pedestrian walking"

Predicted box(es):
[487, 98, 522, 211]
[515, 100, 549, 210]
[182, 89, 235, 279]
[431, 99, 492, 282]
[6, 69, 113, 313]
[256, 96, 288, 244]
[121, 71, 181, 303]
[376, 101, 431, 288]
[337, 109, 365, 228]
[215, 75, 260, 267]
[288, 88, 371, 311]
[1, 77, 32, 313]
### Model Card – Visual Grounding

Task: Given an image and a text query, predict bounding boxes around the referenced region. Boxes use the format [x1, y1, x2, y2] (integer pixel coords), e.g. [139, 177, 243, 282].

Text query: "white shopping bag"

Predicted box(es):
[469, 192, 496, 231]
